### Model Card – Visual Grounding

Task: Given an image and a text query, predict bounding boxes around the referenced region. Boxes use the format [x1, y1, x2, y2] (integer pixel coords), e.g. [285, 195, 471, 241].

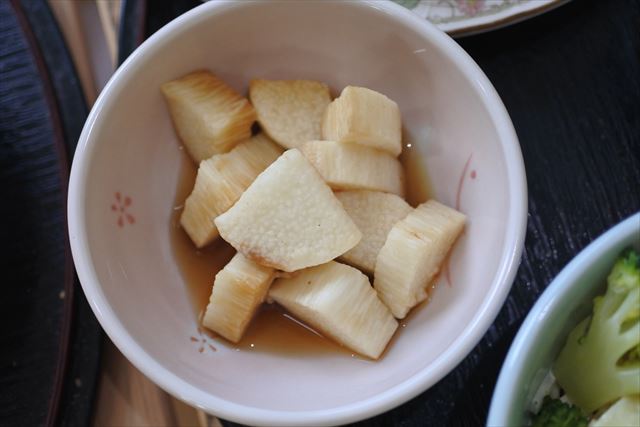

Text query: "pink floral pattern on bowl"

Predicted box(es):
[442, 153, 477, 288]
[456, 153, 476, 212]
[111, 192, 135, 228]
[190, 325, 218, 354]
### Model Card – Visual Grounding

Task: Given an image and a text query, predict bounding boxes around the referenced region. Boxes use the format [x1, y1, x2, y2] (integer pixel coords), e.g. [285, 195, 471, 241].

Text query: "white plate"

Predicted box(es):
[394, 0, 569, 37]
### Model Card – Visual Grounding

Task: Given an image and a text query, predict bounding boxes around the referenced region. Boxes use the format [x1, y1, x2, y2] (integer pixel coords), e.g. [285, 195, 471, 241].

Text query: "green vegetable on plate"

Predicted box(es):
[531, 396, 588, 427]
[553, 249, 640, 413]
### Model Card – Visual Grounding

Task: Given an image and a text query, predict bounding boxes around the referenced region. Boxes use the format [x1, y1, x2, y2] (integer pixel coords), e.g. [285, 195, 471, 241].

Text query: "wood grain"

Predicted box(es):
[95, 0, 118, 67]
[93, 338, 203, 427]
[47, 0, 97, 104]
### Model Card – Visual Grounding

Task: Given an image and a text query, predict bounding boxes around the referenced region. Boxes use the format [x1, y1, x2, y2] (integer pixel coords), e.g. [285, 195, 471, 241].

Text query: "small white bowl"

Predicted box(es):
[68, 1, 527, 425]
[488, 213, 640, 426]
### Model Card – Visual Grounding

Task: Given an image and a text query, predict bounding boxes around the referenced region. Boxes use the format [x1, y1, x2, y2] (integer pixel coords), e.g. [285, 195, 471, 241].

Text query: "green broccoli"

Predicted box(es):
[531, 397, 588, 427]
[553, 248, 640, 413]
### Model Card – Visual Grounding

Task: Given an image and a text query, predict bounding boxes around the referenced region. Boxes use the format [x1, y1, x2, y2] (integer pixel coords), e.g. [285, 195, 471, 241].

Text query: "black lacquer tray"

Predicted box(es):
[0, 1, 101, 426]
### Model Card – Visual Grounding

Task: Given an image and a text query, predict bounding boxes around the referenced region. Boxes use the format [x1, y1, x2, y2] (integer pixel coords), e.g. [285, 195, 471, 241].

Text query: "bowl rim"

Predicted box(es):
[487, 212, 640, 426]
[68, 1, 527, 425]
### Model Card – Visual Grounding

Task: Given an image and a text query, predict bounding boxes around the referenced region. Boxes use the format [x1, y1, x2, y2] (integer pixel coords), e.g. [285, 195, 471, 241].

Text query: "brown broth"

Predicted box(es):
[170, 153, 236, 318]
[237, 304, 352, 356]
[400, 143, 433, 207]
[170, 142, 433, 356]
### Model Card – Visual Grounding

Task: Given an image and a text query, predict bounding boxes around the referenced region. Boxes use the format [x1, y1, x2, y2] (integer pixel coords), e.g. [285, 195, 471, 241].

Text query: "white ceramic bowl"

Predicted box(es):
[488, 213, 640, 426]
[68, 1, 527, 425]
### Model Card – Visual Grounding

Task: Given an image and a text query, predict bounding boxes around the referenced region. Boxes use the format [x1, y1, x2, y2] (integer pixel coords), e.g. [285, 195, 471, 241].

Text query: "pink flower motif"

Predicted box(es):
[456, 0, 486, 16]
[111, 192, 135, 228]
[455, 154, 474, 212]
[191, 325, 217, 353]
[445, 153, 476, 288]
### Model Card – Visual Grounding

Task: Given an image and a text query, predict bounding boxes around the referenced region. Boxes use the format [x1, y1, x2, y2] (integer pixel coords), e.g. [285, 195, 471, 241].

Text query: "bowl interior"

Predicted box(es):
[72, 1, 522, 422]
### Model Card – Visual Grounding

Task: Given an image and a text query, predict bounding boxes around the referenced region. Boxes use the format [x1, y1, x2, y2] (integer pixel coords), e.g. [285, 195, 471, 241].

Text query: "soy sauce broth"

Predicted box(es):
[170, 142, 432, 356]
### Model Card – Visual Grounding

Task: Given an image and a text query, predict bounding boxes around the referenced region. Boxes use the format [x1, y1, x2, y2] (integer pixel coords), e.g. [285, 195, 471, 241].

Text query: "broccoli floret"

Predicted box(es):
[618, 344, 640, 366]
[553, 249, 640, 413]
[531, 397, 588, 427]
